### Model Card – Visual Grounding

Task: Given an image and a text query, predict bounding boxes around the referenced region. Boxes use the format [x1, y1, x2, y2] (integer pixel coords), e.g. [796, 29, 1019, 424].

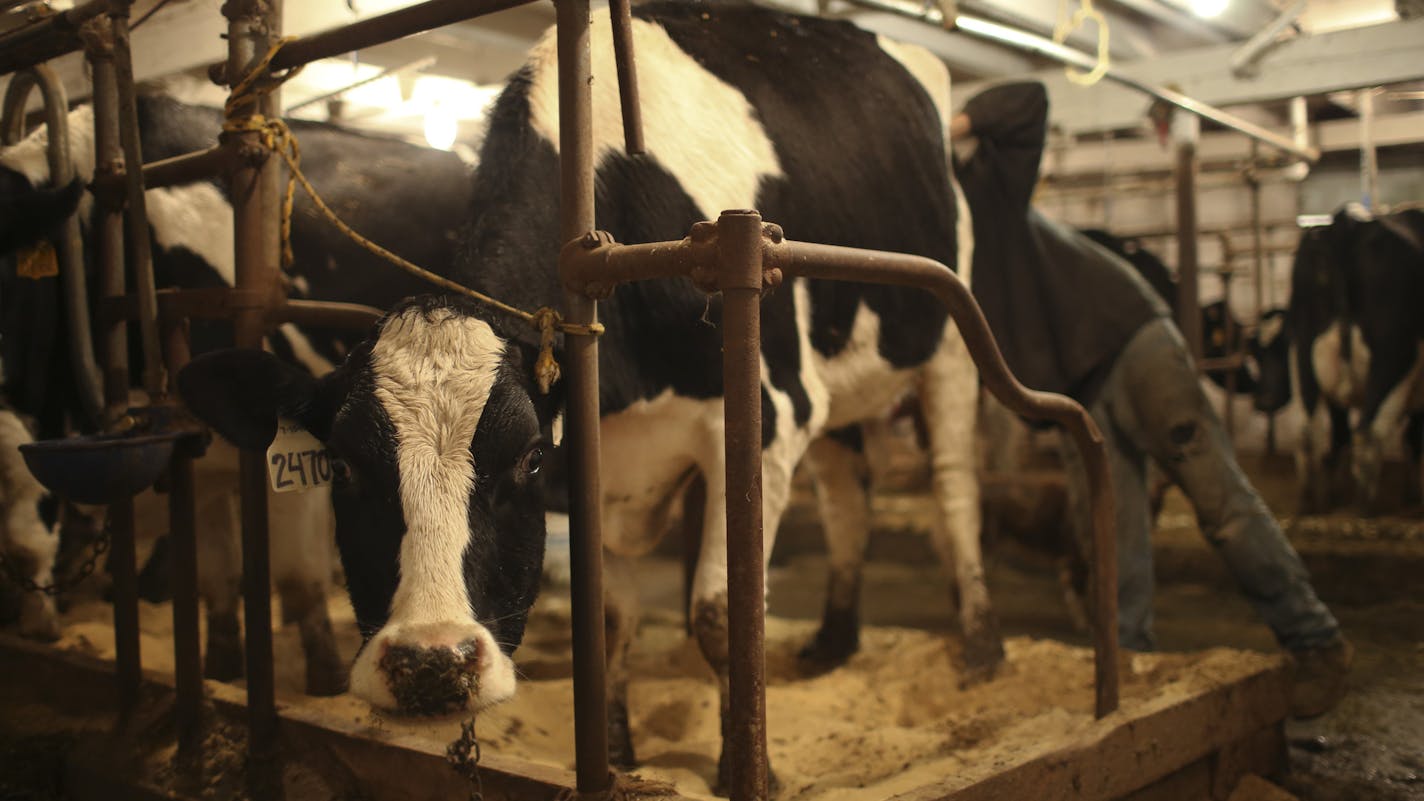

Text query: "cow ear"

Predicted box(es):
[0, 177, 83, 254]
[177, 349, 331, 451]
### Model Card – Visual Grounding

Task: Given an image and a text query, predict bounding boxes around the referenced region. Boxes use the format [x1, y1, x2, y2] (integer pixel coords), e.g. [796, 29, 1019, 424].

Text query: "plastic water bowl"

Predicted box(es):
[20, 431, 188, 505]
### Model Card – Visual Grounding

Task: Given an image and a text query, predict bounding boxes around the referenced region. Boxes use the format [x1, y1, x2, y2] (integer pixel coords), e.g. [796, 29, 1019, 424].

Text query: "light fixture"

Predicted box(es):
[424, 103, 458, 151]
[1190, 0, 1228, 18]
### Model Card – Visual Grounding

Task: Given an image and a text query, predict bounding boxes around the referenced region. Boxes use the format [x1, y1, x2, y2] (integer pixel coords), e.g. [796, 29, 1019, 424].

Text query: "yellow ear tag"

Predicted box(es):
[17, 241, 59, 279]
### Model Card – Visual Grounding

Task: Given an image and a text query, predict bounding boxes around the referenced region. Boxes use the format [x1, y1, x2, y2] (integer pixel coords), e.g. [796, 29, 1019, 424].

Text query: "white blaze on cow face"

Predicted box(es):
[524, 10, 784, 217]
[347, 307, 516, 712]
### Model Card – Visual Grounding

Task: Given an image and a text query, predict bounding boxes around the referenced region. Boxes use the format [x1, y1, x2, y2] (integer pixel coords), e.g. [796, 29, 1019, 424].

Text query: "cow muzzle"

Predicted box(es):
[349, 620, 515, 716]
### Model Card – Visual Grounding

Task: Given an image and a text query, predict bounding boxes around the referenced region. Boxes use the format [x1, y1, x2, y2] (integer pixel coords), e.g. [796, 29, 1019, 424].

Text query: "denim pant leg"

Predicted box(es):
[1109, 319, 1341, 651]
[1062, 395, 1156, 651]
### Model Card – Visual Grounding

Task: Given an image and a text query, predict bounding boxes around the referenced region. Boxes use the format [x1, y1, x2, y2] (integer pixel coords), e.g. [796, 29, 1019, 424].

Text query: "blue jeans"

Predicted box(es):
[1064, 318, 1341, 652]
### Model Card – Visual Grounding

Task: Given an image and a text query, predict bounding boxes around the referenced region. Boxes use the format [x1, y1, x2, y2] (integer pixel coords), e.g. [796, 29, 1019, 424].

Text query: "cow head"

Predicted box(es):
[178, 296, 560, 715]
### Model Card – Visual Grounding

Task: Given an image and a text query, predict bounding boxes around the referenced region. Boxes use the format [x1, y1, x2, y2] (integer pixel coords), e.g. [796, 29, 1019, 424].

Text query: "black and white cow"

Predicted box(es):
[179, 2, 982, 786]
[0, 94, 472, 692]
[1256, 207, 1424, 512]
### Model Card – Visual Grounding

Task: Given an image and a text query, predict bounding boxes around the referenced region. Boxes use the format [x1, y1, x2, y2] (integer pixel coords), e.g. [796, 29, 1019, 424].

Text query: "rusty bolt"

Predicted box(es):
[762, 223, 784, 243]
[763, 268, 784, 290]
[208, 62, 229, 87]
[690, 221, 717, 243]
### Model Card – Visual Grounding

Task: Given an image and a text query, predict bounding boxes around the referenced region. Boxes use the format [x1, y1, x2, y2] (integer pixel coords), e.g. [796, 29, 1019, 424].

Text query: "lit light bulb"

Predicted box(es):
[1191, 0, 1228, 18]
[424, 104, 458, 151]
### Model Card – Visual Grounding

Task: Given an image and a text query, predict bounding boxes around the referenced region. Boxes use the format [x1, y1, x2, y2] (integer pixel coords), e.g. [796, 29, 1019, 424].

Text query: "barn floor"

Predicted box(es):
[2, 454, 1421, 800]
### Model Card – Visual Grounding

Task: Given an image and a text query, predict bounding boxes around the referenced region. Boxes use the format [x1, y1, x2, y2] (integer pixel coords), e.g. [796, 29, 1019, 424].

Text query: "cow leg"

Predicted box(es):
[270, 485, 345, 696]
[799, 429, 871, 670]
[199, 486, 243, 682]
[1355, 345, 1424, 514]
[919, 328, 999, 682]
[603, 553, 640, 769]
[1297, 399, 1345, 514]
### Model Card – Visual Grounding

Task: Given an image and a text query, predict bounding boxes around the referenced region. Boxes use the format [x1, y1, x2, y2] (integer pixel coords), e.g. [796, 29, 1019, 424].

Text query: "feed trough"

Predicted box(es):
[20, 423, 192, 505]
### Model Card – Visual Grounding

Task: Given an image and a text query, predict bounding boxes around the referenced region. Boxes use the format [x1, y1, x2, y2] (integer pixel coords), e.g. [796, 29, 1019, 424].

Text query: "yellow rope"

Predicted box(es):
[222, 38, 602, 394]
[1054, 0, 1110, 87]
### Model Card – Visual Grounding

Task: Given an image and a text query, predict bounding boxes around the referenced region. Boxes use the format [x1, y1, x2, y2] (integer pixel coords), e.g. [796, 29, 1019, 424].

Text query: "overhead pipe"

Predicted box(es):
[838, 0, 1321, 163]
[0, 0, 110, 76]
[1229, 0, 1305, 78]
[1, 66, 105, 430]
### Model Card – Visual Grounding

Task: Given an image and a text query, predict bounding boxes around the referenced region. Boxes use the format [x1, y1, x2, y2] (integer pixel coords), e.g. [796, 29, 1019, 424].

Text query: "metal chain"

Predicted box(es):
[446, 717, 484, 801]
[0, 516, 111, 597]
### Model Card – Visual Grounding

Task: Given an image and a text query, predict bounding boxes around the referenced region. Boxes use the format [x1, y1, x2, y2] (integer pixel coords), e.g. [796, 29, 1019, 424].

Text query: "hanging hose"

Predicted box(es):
[1054, 0, 1110, 87]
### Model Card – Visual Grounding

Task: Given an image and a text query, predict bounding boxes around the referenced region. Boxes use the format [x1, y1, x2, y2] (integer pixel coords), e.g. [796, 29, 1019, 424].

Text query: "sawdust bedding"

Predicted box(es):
[41, 585, 1277, 801]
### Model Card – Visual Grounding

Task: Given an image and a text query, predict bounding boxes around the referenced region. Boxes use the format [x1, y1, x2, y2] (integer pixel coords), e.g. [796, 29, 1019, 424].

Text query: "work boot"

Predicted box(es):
[1289, 637, 1354, 719]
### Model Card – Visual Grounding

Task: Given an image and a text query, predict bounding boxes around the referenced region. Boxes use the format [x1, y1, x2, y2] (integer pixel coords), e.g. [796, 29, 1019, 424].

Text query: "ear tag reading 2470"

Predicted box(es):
[267, 418, 332, 493]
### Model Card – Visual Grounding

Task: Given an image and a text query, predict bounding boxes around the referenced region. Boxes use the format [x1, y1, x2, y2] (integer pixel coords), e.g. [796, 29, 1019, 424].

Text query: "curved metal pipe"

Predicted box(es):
[2, 65, 105, 429]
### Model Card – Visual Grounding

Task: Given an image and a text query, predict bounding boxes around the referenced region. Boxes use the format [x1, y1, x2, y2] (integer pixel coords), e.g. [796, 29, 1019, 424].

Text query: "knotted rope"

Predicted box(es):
[222, 38, 601, 394]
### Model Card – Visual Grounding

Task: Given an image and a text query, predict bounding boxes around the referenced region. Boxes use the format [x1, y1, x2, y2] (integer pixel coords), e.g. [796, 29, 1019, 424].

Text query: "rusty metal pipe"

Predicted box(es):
[266, 0, 532, 73]
[141, 144, 234, 190]
[554, 0, 612, 790]
[607, 0, 644, 155]
[162, 312, 204, 758]
[561, 232, 705, 296]
[0, 0, 110, 76]
[110, 8, 165, 399]
[718, 210, 771, 801]
[1, 65, 104, 430]
[225, 1, 281, 790]
[770, 239, 1121, 718]
[1175, 138, 1203, 366]
[88, 33, 144, 724]
[276, 299, 383, 331]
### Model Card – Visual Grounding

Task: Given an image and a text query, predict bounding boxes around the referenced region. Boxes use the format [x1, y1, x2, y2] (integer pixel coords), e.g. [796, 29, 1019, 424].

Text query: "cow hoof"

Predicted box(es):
[205, 639, 244, 683]
[797, 630, 858, 674]
[958, 629, 1005, 687]
[609, 701, 638, 769]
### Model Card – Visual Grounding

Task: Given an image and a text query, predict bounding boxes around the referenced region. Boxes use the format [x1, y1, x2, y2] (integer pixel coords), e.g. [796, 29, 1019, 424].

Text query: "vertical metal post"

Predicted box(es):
[109, 7, 164, 398]
[717, 210, 770, 801]
[607, 0, 644, 155]
[555, 0, 612, 791]
[1359, 88, 1379, 211]
[163, 313, 204, 759]
[1173, 115, 1203, 364]
[224, 1, 281, 790]
[88, 29, 142, 726]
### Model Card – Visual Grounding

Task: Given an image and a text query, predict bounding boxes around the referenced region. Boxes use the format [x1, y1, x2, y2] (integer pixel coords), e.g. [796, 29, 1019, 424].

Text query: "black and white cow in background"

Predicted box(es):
[1253, 207, 1424, 512]
[0, 94, 472, 693]
[179, 2, 983, 788]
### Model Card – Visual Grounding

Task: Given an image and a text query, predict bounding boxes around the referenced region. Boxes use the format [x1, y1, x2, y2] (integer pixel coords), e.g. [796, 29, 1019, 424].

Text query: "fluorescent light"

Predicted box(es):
[1190, 0, 1228, 18]
[424, 103, 458, 151]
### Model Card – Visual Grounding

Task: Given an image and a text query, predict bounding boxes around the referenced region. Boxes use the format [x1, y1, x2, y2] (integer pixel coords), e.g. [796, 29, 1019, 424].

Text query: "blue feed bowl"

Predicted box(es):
[20, 431, 188, 505]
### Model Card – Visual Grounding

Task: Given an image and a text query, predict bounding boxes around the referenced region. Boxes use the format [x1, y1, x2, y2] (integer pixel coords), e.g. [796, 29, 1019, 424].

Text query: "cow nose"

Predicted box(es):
[378, 637, 486, 716]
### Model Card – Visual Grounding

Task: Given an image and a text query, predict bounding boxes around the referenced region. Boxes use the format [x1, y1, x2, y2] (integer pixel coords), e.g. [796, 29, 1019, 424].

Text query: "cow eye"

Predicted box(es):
[331, 458, 352, 484]
[517, 446, 543, 477]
